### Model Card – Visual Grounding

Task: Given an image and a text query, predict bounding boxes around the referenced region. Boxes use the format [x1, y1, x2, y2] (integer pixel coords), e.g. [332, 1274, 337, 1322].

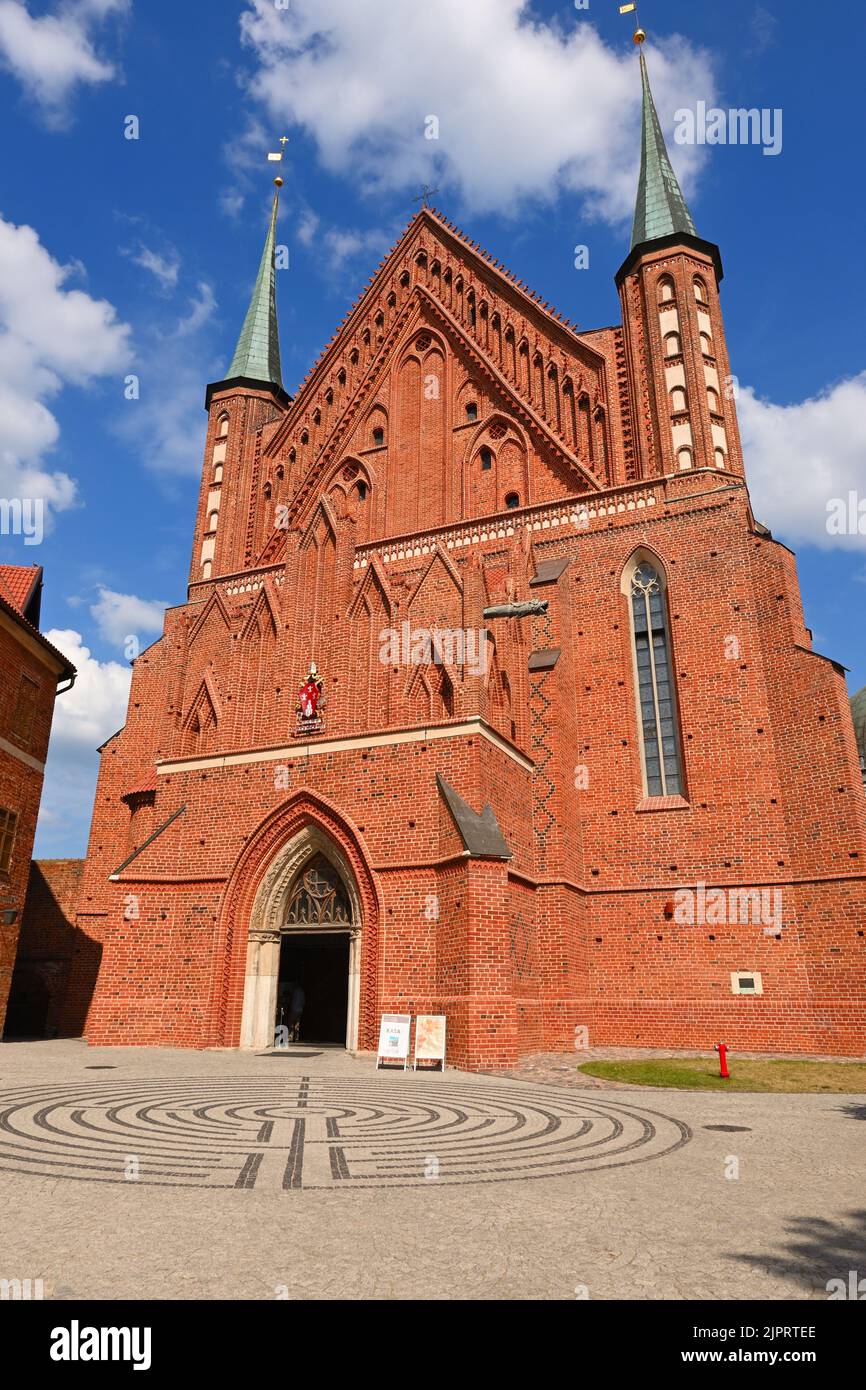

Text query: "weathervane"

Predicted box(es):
[618, 1, 647, 44]
[267, 134, 290, 188]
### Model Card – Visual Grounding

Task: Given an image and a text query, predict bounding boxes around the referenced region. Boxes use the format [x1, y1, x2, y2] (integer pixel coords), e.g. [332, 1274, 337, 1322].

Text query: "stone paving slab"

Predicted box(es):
[0, 1039, 863, 1301]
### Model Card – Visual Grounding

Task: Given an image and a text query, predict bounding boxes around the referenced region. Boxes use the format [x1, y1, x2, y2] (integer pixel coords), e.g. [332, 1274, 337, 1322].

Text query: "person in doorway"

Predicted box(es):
[288, 979, 306, 1043]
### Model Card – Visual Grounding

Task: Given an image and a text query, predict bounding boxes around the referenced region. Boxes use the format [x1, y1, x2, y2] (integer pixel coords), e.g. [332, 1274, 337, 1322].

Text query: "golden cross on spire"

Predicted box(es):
[267, 134, 290, 188]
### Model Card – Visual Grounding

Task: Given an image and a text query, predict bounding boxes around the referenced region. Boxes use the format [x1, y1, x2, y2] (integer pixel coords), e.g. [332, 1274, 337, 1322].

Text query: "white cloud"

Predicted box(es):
[125, 244, 180, 291]
[90, 585, 168, 647]
[239, 0, 715, 220]
[34, 627, 132, 856]
[0, 0, 129, 124]
[739, 373, 866, 551]
[0, 212, 130, 523]
[176, 281, 217, 337]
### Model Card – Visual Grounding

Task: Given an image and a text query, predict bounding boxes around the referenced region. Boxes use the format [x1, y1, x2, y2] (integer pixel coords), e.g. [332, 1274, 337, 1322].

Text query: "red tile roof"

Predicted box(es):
[0, 564, 40, 617]
[0, 565, 75, 681]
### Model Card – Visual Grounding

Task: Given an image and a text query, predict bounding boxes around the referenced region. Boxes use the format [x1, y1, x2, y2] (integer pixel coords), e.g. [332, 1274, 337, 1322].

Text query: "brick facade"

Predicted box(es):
[68, 206, 866, 1067]
[0, 570, 75, 1036]
[4, 859, 84, 1037]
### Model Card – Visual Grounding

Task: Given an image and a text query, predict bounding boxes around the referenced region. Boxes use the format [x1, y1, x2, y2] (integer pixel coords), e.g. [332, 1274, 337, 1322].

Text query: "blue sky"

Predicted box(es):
[0, 0, 863, 856]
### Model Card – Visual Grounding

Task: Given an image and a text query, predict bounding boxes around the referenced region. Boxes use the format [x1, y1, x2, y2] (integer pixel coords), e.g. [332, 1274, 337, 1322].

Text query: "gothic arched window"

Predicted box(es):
[284, 854, 352, 926]
[628, 561, 684, 797]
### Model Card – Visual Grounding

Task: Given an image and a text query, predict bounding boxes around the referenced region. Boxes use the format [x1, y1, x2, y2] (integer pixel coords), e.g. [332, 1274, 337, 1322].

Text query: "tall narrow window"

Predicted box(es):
[630, 563, 683, 797]
[0, 807, 18, 875]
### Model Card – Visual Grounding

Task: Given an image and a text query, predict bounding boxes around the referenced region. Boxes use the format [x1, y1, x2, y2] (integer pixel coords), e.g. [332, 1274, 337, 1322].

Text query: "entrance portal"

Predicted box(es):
[240, 836, 362, 1052]
[277, 932, 350, 1045]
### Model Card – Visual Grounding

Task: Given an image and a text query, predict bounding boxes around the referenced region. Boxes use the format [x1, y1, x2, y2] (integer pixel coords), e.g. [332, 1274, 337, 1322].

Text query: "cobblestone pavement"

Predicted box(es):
[0, 1039, 863, 1301]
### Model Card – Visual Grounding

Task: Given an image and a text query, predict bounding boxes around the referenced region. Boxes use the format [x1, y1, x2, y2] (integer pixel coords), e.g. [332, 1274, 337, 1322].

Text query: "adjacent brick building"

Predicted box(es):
[852, 686, 866, 791]
[0, 566, 75, 1036]
[68, 46, 866, 1066]
[3, 859, 84, 1038]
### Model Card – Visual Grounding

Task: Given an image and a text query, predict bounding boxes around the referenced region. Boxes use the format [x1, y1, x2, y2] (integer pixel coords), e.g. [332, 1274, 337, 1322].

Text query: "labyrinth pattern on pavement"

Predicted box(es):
[0, 1077, 690, 1190]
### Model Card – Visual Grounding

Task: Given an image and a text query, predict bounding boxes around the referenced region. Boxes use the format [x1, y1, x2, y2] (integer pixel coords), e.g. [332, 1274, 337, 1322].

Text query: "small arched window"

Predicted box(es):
[480, 447, 493, 471]
[707, 387, 721, 414]
[263, 481, 272, 499]
[714, 447, 727, 469]
[465, 402, 478, 421]
[677, 446, 693, 471]
[670, 387, 688, 414]
[202, 560, 212, 580]
[217, 414, 229, 438]
[372, 426, 385, 446]
[699, 331, 713, 357]
[505, 492, 520, 509]
[664, 332, 681, 358]
[356, 481, 368, 502]
[628, 561, 683, 798]
[207, 511, 219, 533]
[213, 464, 223, 485]
[693, 276, 708, 304]
[658, 276, 675, 304]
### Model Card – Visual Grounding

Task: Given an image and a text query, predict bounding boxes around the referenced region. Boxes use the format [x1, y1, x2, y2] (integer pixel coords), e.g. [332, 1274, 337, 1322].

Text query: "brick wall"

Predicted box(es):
[68, 211, 866, 1067]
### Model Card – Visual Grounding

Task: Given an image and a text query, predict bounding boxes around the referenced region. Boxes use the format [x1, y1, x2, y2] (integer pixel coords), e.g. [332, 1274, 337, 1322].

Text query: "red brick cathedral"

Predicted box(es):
[70, 49, 866, 1067]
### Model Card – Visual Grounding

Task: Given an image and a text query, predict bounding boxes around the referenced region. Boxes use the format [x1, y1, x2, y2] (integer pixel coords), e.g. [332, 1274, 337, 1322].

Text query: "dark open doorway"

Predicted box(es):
[277, 932, 350, 1046]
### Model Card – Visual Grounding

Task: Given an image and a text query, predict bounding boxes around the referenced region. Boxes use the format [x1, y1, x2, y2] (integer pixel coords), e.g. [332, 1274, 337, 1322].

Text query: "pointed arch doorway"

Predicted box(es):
[239, 829, 362, 1051]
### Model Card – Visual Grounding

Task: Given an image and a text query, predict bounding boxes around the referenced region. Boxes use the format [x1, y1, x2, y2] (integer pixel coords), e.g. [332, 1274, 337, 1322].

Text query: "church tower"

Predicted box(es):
[189, 186, 289, 588]
[64, 24, 866, 1069]
[617, 36, 744, 480]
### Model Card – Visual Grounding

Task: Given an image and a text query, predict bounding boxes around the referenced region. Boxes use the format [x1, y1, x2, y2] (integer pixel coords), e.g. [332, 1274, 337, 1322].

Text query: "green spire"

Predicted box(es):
[631, 48, 698, 250]
[226, 191, 283, 387]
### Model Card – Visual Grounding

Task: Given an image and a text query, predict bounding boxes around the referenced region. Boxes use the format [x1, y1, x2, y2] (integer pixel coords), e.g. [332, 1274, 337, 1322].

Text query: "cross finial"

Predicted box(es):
[267, 134, 290, 187]
[412, 183, 440, 209]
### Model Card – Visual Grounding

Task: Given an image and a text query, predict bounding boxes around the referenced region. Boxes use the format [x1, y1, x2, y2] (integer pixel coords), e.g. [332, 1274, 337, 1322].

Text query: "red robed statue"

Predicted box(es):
[297, 662, 323, 721]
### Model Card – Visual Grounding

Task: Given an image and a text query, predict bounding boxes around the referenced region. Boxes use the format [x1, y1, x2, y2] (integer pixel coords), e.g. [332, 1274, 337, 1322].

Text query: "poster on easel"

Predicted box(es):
[413, 1014, 446, 1071]
[376, 1013, 411, 1069]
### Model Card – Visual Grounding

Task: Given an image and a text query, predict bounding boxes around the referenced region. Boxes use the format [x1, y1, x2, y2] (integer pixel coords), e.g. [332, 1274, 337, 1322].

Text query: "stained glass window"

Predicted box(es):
[631, 563, 683, 797]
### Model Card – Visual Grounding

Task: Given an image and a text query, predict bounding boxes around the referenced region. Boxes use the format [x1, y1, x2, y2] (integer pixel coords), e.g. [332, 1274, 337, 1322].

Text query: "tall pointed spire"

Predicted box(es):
[631, 45, 697, 251]
[225, 189, 283, 388]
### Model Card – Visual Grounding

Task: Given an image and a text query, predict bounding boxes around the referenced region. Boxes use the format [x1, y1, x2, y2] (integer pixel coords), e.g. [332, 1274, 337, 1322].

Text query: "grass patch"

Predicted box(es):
[578, 1058, 866, 1093]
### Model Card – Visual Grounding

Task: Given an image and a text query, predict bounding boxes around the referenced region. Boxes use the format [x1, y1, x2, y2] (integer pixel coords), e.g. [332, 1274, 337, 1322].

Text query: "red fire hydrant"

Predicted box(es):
[714, 1042, 730, 1079]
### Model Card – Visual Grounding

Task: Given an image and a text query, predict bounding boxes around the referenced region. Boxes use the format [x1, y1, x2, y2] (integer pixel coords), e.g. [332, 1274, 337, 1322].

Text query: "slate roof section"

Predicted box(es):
[528, 649, 561, 672]
[529, 557, 570, 587]
[436, 774, 512, 860]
